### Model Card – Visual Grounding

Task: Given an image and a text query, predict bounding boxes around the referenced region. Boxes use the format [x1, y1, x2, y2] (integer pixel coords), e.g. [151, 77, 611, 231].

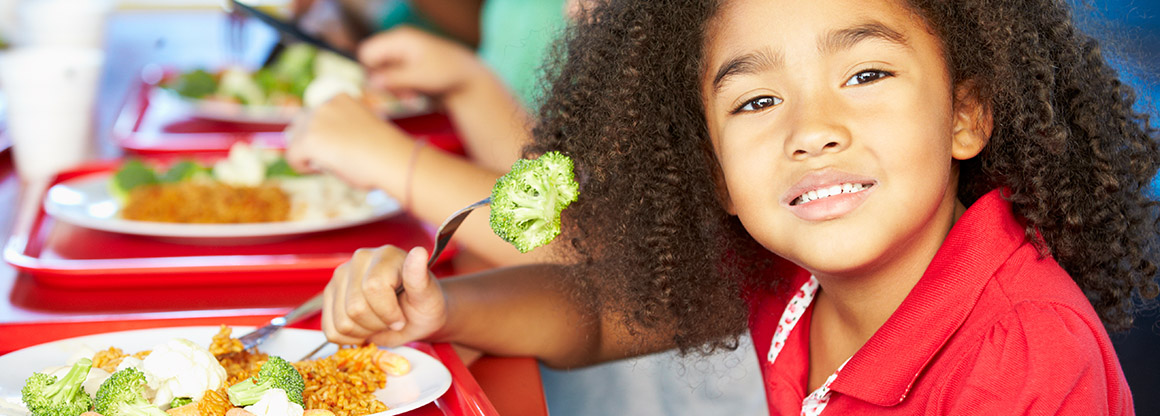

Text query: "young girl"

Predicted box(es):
[318, 0, 1159, 413]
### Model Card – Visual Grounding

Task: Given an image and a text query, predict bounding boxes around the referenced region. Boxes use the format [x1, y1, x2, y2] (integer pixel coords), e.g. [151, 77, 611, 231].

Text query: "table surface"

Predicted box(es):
[0, 9, 547, 416]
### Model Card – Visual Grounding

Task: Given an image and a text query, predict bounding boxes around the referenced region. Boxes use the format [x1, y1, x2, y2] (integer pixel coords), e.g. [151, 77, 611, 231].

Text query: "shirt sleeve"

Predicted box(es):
[937, 301, 1131, 415]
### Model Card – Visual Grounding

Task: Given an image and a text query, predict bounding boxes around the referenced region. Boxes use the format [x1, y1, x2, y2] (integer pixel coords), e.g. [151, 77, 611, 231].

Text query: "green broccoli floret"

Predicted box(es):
[20, 358, 94, 416]
[93, 368, 167, 416]
[109, 159, 159, 204]
[489, 151, 580, 253]
[169, 397, 193, 409]
[264, 158, 301, 178]
[168, 69, 218, 99]
[226, 356, 305, 406]
[157, 160, 208, 183]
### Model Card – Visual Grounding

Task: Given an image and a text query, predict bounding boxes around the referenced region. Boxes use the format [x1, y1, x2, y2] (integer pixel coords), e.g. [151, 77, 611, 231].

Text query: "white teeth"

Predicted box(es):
[793, 182, 871, 205]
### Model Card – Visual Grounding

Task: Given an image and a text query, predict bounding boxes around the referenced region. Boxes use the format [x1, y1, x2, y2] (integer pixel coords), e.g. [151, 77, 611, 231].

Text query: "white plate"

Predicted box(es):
[0, 326, 452, 416]
[43, 172, 400, 243]
[161, 88, 432, 125]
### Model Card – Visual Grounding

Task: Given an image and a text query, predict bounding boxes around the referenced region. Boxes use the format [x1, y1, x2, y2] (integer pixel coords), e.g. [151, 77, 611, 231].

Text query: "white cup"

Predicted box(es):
[0, 47, 104, 183]
[16, 0, 114, 48]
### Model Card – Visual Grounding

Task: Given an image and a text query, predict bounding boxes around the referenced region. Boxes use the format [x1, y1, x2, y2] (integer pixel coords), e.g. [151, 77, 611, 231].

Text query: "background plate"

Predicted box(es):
[43, 172, 399, 243]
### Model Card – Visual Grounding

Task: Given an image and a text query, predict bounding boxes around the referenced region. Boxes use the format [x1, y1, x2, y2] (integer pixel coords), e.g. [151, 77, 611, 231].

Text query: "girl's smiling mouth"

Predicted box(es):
[783, 171, 878, 221]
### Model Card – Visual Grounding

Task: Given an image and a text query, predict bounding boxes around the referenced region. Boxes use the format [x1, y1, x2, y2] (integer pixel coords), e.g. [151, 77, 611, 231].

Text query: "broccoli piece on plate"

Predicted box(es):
[169, 397, 193, 409]
[93, 368, 167, 416]
[264, 158, 301, 178]
[157, 160, 208, 183]
[20, 358, 94, 416]
[169, 69, 217, 99]
[489, 151, 580, 253]
[226, 356, 305, 406]
[109, 159, 158, 203]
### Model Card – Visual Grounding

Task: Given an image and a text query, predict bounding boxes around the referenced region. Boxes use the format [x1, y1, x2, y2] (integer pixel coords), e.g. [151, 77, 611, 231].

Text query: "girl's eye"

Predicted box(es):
[733, 96, 783, 114]
[844, 69, 893, 86]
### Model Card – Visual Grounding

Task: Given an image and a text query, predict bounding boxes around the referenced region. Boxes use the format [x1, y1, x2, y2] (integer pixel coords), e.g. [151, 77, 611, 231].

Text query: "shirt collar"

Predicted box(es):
[828, 189, 1027, 406]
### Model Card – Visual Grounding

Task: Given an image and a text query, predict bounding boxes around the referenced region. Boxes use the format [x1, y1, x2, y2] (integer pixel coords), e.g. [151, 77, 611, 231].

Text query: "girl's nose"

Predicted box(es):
[785, 100, 851, 160]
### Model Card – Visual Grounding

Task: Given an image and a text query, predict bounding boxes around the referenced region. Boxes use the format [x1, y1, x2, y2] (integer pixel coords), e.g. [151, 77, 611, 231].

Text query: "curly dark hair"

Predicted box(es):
[526, 0, 1160, 353]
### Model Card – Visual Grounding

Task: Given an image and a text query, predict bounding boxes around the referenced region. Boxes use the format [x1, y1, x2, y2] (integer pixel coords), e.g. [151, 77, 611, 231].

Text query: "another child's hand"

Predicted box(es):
[321, 245, 448, 347]
[357, 26, 485, 100]
[284, 93, 409, 189]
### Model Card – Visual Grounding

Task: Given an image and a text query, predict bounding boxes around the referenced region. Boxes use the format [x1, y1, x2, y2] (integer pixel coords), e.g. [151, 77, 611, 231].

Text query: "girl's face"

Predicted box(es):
[701, 0, 989, 280]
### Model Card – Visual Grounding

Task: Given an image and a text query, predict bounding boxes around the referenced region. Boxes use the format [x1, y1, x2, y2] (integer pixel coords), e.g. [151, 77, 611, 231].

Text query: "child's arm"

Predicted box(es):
[358, 26, 532, 173]
[284, 94, 544, 267]
[320, 245, 679, 368]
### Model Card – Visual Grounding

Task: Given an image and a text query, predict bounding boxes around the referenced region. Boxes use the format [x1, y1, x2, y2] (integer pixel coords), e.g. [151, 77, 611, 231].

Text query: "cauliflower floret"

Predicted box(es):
[140, 338, 228, 408]
[213, 142, 280, 187]
[302, 75, 362, 109]
[243, 388, 304, 416]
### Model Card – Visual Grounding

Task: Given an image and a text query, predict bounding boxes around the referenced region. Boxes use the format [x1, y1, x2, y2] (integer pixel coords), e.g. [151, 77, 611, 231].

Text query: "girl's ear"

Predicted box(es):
[951, 81, 993, 160]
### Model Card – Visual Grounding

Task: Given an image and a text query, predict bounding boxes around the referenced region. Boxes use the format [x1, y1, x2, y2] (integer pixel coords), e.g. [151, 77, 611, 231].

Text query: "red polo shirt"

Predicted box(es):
[748, 190, 1134, 415]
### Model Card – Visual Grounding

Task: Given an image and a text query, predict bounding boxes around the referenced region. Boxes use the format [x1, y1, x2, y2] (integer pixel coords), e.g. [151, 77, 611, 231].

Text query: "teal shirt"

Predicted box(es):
[375, 0, 567, 106]
[476, 0, 568, 106]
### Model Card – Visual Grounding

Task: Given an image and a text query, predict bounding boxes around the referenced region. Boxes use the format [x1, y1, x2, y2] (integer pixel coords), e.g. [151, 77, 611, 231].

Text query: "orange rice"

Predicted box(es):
[293, 345, 390, 416]
[121, 181, 290, 223]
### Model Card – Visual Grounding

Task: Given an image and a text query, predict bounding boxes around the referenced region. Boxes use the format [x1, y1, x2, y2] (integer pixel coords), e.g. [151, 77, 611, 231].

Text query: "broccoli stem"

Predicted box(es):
[226, 378, 265, 406]
[48, 359, 92, 405]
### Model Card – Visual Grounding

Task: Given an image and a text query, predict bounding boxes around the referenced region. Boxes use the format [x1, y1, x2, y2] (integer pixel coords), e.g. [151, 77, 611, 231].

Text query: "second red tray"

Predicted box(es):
[3, 160, 457, 289]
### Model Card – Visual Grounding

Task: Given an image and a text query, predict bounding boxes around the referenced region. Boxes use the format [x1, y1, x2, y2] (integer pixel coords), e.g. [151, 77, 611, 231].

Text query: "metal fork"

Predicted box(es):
[297, 197, 492, 360]
[225, 5, 247, 65]
[237, 292, 325, 351]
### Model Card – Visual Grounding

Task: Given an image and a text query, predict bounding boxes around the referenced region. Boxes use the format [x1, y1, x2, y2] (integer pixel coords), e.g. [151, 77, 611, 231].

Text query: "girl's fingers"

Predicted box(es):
[322, 263, 369, 345]
[361, 246, 409, 331]
[400, 246, 442, 315]
[342, 249, 393, 333]
[330, 254, 375, 338]
[283, 114, 314, 172]
[357, 29, 410, 69]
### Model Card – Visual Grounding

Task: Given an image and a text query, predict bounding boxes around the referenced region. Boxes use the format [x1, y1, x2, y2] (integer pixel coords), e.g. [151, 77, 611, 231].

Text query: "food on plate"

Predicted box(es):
[18, 326, 411, 416]
[20, 358, 94, 416]
[92, 368, 168, 416]
[488, 151, 580, 253]
[225, 357, 304, 407]
[110, 143, 373, 224]
[161, 44, 418, 115]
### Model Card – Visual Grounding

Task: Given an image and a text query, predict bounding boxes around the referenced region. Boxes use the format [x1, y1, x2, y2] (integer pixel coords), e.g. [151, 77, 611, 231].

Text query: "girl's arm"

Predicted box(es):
[284, 95, 539, 267]
[322, 247, 679, 368]
[358, 26, 531, 173]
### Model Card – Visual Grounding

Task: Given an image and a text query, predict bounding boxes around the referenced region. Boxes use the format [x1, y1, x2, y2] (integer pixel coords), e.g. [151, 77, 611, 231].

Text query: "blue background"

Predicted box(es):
[1082, 0, 1160, 414]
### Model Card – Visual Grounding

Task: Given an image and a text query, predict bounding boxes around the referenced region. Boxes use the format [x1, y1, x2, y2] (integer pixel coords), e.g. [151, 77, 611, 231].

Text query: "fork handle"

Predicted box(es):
[273, 292, 325, 327]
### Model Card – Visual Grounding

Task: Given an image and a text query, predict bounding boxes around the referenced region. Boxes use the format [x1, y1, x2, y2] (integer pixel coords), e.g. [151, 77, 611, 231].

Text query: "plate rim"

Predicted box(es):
[42, 171, 400, 239]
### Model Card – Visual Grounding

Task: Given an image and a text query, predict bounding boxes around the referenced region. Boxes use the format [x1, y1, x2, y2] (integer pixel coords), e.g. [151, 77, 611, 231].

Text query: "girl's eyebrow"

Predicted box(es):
[710, 20, 910, 94]
[712, 48, 783, 94]
[819, 21, 910, 55]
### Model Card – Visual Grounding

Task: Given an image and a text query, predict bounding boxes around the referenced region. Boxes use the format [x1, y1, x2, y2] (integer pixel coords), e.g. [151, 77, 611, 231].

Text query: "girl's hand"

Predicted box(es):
[284, 93, 410, 190]
[321, 245, 449, 347]
[357, 26, 485, 100]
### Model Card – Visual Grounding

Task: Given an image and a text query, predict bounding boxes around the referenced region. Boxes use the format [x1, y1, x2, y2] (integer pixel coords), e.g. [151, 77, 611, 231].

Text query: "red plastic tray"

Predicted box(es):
[112, 81, 463, 156]
[3, 159, 458, 289]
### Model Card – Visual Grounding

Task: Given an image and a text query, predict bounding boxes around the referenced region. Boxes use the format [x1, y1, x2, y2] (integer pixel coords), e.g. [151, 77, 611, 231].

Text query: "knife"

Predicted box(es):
[229, 0, 358, 62]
